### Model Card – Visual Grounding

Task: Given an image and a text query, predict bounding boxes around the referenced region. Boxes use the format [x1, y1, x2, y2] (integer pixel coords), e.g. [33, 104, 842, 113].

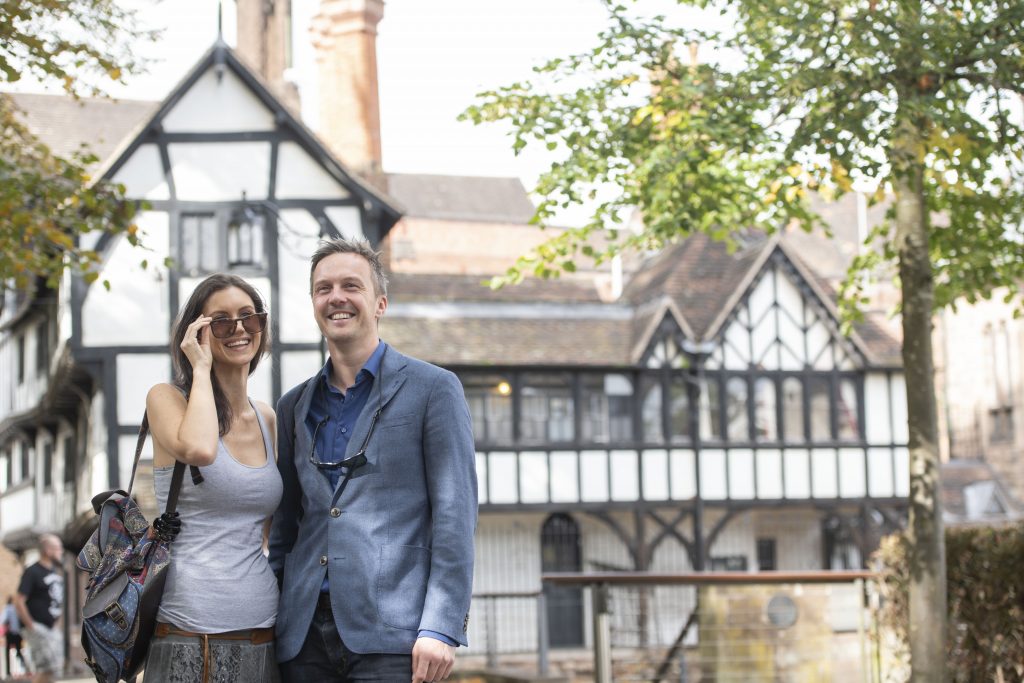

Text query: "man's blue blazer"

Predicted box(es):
[268, 346, 478, 660]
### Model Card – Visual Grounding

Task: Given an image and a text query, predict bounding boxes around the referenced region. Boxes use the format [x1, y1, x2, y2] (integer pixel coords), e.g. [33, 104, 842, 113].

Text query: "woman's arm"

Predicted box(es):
[148, 315, 219, 467]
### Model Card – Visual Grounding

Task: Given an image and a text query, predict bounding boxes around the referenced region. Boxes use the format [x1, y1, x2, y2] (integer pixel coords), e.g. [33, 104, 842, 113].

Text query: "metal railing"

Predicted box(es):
[470, 591, 551, 675]
[462, 571, 880, 682]
[545, 570, 876, 683]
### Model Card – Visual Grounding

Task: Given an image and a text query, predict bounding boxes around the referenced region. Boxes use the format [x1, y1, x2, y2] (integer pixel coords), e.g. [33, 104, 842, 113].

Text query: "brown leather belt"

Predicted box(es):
[154, 622, 274, 683]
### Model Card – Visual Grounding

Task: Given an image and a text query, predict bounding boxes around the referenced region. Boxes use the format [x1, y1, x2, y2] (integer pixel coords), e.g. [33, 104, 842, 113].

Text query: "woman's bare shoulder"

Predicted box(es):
[146, 383, 186, 410]
[253, 400, 276, 427]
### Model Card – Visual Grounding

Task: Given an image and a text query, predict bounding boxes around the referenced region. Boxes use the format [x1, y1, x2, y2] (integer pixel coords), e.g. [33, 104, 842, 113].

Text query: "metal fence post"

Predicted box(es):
[536, 591, 550, 675]
[485, 596, 497, 669]
[592, 583, 612, 683]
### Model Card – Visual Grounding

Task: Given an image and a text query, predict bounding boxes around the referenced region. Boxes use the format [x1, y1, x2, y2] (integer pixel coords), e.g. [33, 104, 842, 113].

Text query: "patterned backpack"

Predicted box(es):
[75, 413, 198, 682]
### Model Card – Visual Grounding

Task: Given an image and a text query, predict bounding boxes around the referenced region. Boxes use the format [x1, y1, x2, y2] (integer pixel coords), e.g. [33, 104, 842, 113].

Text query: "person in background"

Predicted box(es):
[2, 595, 30, 677]
[13, 534, 64, 683]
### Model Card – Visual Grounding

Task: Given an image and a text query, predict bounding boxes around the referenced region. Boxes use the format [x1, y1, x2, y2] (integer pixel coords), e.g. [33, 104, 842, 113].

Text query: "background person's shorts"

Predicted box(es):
[25, 622, 63, 674]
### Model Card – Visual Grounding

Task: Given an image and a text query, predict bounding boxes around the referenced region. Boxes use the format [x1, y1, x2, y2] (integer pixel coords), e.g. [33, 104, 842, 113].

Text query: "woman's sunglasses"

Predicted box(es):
[208, 312, 268, 339]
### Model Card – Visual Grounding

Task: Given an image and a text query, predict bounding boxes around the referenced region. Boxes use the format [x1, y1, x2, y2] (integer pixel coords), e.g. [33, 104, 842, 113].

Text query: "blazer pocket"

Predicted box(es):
[378, 412, 416, 428]
[377, 544, 431, 630]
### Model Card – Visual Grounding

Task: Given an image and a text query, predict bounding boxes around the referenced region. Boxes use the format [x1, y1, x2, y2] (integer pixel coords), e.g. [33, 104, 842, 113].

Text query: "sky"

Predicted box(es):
[88, 0, 622, 190]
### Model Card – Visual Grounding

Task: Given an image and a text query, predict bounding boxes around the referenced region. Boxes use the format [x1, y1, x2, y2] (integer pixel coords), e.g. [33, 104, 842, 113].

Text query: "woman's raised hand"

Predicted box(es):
[180, 315, 214, 371]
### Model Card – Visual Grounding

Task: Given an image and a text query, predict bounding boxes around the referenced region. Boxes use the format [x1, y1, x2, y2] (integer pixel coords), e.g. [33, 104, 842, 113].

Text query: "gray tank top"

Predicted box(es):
[154, 399, 283, 632]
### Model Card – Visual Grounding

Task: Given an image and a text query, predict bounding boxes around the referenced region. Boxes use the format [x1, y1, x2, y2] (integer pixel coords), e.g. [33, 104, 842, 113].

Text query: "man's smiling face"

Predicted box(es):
[311, 252, 387, 351]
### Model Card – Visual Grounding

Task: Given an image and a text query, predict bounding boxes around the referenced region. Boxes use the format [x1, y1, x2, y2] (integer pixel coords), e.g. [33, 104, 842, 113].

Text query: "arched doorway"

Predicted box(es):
[541, 513, 584, 647]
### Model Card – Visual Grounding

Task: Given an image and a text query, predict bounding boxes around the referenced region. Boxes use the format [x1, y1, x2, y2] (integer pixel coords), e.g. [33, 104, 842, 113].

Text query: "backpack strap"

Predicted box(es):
[126, 411, 201, 514]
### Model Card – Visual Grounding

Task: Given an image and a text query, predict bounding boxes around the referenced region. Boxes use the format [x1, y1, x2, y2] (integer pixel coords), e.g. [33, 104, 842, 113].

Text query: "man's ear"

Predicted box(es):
[375, 295, 388, 320]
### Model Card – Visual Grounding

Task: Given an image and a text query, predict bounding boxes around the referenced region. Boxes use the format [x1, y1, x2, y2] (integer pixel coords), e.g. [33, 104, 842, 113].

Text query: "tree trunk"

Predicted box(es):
[893, 112, 948, 682]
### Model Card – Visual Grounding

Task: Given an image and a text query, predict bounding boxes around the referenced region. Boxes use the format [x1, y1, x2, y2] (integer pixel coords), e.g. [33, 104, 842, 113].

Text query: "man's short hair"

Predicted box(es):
[38, 533, 60, 552]
[309, 237, 389, 297]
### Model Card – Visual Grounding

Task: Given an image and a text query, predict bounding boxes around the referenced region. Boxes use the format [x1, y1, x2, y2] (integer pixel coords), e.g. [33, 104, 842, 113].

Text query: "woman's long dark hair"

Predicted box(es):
[170, 274, 271, 436]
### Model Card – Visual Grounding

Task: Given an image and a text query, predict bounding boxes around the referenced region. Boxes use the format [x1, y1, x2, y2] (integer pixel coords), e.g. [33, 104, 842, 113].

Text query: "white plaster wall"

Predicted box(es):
[275, 142, 350, 200]
[6, 323, 49, 417]
[82, 211, 171, 347]
[169, 142, 271, 201]
[86, 391, 109, 506]
[277, 209, 324, 344]
[755, 509, 823, 570]
[112, 143, 170, 200]
[116, 354, 172, 425]
[162, 67, 275, 133]
[864, 372, 893, 444]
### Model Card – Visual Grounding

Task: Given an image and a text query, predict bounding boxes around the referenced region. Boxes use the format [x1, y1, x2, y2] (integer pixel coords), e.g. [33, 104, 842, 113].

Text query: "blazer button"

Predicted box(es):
[319, 555, 328, 566]
[330, 507, 341, 518]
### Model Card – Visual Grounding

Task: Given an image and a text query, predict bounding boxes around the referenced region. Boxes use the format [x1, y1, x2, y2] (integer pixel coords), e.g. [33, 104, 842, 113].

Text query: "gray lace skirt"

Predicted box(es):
[144, 629, 280, 683]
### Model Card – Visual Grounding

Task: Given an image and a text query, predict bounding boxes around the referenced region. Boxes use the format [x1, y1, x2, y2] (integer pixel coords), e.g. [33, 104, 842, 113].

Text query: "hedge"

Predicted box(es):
[873, 522, 1024, 682]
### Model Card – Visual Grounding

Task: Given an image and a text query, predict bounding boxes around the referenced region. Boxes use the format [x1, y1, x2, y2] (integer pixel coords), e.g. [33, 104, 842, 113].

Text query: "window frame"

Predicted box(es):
[178, 207, 270, 276]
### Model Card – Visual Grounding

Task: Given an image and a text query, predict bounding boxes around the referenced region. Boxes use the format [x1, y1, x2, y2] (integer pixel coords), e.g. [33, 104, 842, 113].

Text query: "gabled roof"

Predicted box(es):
[386, 173, 536, 224]
[380, 225, 903, 369]
[5, 91, 537, 228]
[622, 233, 766, 341]
[380, 314, 633, 366]
[95, 41, 401, 234]
[388, 272, 603, 304]
[4, 92, 157, 170]
[621, 230, 902, 368]
[781, 240, 902, 367]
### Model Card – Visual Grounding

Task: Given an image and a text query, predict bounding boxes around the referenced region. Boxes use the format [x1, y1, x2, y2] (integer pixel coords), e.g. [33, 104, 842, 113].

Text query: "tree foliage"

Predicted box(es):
[462, 0, 1024, 311]
[464, 1, 1024, 679]
[0, 0, 154, 291]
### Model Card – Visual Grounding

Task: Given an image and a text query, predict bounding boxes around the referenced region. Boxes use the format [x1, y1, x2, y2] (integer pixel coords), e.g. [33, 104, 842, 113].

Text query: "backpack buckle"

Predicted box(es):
[105, 603, 129, 630]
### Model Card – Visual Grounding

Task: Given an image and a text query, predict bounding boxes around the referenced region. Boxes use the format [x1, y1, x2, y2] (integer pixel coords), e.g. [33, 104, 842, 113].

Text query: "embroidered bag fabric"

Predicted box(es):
[76, 412, 197, 682]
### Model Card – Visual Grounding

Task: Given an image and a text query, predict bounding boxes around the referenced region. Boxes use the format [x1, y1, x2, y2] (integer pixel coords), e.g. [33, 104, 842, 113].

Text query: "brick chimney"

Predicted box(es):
[235, 0, 301, 112]
[310, 0, 384, 180]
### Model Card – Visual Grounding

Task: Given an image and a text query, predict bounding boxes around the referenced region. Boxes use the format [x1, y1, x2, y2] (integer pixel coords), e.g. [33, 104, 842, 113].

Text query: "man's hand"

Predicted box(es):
[411, 637, 454, 683]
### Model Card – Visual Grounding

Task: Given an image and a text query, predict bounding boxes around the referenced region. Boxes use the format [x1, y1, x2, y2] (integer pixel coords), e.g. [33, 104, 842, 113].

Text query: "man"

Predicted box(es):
[269, 238, 477, 683]
[13, 534, 64, 683]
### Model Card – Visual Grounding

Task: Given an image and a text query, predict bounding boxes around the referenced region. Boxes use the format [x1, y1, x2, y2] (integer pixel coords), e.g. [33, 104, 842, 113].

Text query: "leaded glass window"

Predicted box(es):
[725, 377, 749, 442]
[180, 213, 219, 274]
[700, 378, 722, 441]
[754, 377, 778, 442]
[782, 377, 804, 442]
[809, 376, 832, 442]
[640, 375, 663, 443]
[460, 373, 512, 444]
[521, 373, 574, 444]
[581, 374, 633, 443]
[837, 378, 860, 441]
[669, 375, 691, 443]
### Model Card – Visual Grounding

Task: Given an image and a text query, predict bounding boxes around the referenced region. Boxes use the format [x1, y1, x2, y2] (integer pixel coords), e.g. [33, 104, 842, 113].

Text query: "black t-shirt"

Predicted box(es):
[17, 563, 63, 628]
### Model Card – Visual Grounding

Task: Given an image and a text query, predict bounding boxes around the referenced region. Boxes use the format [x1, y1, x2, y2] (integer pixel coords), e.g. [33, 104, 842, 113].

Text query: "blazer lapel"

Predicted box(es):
[293, 377, 334, 499]
[343, 347, 409, 470]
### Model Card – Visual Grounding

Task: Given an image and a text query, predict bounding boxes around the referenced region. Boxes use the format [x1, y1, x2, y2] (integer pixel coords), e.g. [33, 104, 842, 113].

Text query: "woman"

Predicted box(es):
[1, 596, 28, 677]
[144, 274, 282, 682]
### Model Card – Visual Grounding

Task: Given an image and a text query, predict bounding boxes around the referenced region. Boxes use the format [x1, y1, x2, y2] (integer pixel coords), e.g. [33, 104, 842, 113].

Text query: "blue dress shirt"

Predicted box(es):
[306, 341, 386, 490]
[305, 341, 456, 647]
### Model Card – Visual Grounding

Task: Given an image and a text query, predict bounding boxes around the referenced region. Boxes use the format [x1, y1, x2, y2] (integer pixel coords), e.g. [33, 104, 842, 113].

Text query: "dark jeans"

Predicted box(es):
[5, 633, 29, 676]
[280, 600, 413, 683]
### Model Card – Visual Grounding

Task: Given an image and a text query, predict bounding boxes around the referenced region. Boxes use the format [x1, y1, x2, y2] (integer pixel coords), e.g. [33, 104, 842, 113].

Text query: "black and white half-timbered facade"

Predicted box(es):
[1, 37, 911, 657]
[0, 42, 398, 560]
[72, 42, 398, 502]
[378, 231, 909, 649]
